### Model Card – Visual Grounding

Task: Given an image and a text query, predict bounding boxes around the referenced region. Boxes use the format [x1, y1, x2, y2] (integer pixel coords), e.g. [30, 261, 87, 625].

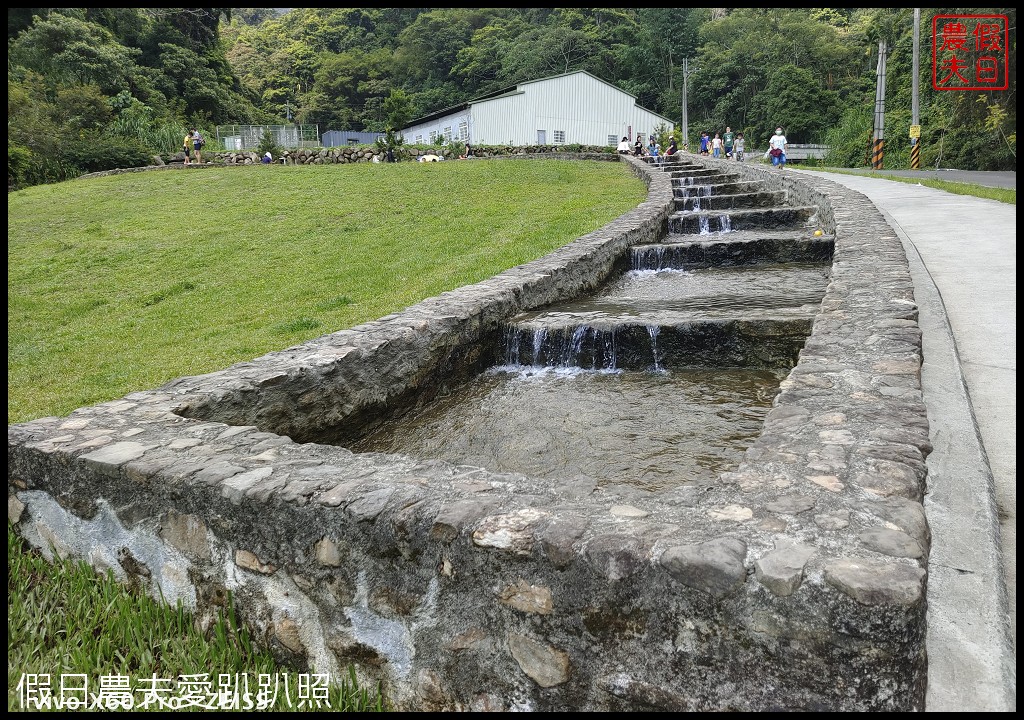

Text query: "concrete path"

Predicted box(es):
[799, 170, 1016, 711]
[813, 168, 1016, 190]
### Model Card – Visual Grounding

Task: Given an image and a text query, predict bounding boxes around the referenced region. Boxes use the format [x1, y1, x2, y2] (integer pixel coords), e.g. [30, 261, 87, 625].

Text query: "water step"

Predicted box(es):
[668, 168, 735, 178]
[632, 234, 834, 269]
[640, 157, 689, 168]
[669, 206, 817, 234]
[503, 317, 813, 371]
[675, 190, 788, 212]
[673, 181, 765, 197]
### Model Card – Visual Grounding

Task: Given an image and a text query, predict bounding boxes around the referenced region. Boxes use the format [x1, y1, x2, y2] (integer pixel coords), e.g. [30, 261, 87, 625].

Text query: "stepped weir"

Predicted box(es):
[9, 154, 929, 710]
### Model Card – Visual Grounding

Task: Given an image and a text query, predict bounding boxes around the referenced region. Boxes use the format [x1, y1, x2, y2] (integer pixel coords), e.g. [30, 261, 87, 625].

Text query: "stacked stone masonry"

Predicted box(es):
[9, 153, 929, 710]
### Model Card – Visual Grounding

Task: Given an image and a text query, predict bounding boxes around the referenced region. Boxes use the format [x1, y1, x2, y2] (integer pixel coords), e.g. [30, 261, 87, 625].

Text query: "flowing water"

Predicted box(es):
[342, 170, 826, 493]
[350, 366, 787, 491]
[515, 262, 830, 322]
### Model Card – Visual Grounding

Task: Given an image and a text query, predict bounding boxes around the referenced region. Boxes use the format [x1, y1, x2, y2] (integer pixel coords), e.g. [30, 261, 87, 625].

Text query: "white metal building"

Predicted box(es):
[401, 70, 675, 147]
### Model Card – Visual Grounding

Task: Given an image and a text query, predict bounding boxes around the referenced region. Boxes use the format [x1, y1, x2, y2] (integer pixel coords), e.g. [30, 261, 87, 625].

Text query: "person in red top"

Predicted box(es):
[665, 136, 678, 156]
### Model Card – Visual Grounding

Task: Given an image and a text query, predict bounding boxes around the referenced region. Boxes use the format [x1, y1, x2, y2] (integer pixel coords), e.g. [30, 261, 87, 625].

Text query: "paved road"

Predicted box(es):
[811, 168, 1017, 189]
[799, 170, 1016, 711]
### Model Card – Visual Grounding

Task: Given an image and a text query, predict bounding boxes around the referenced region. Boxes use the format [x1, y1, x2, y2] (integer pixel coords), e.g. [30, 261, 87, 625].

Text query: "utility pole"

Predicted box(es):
[872, 39, 888, 170]
[681, 58, 690, 151]
[910, 9, 922, 169]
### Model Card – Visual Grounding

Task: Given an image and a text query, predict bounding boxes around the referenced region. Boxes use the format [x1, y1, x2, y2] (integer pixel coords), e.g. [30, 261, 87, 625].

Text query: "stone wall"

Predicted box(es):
[8, 154, 929, 710]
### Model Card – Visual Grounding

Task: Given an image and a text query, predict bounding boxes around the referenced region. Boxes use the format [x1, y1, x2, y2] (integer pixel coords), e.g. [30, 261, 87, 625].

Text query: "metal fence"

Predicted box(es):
[215, 124, 320, 151]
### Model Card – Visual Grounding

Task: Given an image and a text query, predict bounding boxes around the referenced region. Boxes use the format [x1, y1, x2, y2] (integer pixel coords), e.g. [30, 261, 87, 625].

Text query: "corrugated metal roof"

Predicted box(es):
[403, 70, 674, 129]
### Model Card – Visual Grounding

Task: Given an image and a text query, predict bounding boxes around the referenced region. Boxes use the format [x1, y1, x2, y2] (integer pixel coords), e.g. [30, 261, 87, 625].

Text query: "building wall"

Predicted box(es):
[403, 110, 472, 146]
[473, 73, 672, 146]
[401, 73, 674, 148]
[469, 93, 528, 145]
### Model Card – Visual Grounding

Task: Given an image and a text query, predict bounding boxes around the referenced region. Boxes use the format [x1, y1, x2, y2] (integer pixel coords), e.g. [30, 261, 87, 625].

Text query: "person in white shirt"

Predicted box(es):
[769, 127, 788, 168]
[712, 133, 723, 158]
[617, 136, 631, 154]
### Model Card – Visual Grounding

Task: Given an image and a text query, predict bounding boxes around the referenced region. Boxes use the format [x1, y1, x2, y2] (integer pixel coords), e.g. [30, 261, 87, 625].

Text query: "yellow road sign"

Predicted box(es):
[909, 124, 921, 138]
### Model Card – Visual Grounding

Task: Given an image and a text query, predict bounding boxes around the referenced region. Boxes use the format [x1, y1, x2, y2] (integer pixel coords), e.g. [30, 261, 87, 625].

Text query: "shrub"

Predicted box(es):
[59, 136, 153, 173]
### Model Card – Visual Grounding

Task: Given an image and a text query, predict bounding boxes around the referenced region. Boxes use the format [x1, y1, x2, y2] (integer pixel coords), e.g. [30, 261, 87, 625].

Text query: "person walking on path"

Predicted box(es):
[182, 130, 193, 166]
[769, 126, 788, 168]
[723, 126, 735, 158]
[712, 133, 723, 158]
[734, 133, 745, 162]
[699, 131, 710, 155]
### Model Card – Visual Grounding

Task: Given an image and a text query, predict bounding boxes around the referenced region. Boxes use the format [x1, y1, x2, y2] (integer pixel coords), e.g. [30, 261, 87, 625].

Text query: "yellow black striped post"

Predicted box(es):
[910, 143, 920, 170]
[871, 138, 884, 170]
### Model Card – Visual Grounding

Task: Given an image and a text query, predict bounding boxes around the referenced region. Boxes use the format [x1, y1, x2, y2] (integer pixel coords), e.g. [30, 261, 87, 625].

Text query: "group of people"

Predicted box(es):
[617, 134, 680, 161]
[697, 127, 745, 161]
[181, 128, 204, 166]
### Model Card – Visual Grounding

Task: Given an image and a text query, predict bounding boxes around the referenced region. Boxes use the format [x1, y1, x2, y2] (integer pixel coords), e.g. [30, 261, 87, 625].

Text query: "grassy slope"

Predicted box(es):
[8, 160, 645, 423]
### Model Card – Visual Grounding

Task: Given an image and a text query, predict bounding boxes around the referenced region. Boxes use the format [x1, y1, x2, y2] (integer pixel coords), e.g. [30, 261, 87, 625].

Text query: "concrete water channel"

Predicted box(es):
[351, 159, 834, 494]
[9, 154, 932, 710]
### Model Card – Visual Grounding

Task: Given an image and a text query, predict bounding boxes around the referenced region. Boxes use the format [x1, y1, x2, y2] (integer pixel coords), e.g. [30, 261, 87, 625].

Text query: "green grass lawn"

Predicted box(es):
[8, 160, 645, 424]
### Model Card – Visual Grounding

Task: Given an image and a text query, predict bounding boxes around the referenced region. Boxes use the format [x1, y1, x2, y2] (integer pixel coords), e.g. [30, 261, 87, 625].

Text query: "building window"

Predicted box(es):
[553, 130, 566, 144]
[537, 130, 546, 144]
[416, 135, 422, 144]
[348, 138, 359, 146]
[458, 122, 468, 141]
[443, 127, 453, 142]
[608, 135, 618, 146]
[429, 131, 437, 143]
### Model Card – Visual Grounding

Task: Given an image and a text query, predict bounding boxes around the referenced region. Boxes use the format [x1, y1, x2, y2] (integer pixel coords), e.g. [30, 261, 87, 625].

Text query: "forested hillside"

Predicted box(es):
[7, 7, 1016, 189]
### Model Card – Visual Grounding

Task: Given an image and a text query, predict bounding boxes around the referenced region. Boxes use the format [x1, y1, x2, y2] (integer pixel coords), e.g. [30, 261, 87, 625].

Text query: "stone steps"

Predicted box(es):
[672, 180, 765, 197]
[675, 190, 788, 212]
[632, 233, 835, 268]
[669, 206, 818, 234]
[504, 316, 815, 370]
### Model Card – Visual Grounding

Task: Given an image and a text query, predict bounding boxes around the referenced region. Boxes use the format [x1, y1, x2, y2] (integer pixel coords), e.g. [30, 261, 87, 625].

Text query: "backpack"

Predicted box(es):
[198, 135, 206, 147]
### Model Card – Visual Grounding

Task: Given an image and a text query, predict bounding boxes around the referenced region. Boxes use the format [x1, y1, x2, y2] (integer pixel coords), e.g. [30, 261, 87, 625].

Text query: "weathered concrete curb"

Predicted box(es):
[10, 154, 930, 710]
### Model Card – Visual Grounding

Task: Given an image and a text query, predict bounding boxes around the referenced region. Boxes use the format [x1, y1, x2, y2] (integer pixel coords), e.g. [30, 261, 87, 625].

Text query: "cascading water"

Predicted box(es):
[532, 327, 547, 365]
[346, 159, 822, 492]
[504, 324, 621, 371]
[647, 325, 663, 372]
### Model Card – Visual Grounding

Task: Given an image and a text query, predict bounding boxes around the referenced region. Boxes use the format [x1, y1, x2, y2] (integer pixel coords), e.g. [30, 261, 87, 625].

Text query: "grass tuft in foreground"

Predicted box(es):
[7, 525, 385, 712]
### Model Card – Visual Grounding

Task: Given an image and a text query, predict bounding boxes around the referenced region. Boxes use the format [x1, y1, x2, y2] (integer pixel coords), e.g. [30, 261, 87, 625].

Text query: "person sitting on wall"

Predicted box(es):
[617, 136, 631, 154]
[633, 134, 646, 156]
[665, 136, 678, 156]
[261, 151, 273, 164]
[459, 142, 474, 159]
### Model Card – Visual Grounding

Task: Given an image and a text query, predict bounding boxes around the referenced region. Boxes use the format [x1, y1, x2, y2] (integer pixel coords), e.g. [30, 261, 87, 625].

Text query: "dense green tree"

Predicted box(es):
[8, 6, 1016, 186]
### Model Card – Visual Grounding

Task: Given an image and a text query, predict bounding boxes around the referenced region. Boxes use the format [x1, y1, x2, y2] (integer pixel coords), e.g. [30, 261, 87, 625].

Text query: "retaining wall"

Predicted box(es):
[9, 154, 929, 710]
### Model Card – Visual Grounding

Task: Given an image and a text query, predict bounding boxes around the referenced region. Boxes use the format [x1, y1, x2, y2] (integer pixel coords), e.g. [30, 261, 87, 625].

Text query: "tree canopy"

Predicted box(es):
[7, 7, 1016, 188]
